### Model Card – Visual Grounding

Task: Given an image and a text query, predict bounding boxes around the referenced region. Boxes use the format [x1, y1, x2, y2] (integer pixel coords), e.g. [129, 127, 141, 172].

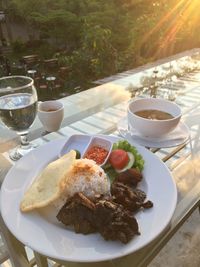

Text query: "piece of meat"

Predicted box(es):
[56, 192, 96, 234]
[94, 199, 140, 244]
[141, 200, 153, 209]
[56, 192, 140, 243]
[115, 168, 143, 186]
[111, 182, 153, 212]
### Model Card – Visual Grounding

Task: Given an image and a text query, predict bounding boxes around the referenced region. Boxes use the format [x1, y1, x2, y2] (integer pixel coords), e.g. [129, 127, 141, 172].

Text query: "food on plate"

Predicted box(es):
[115, 168, 143, 186]
[111, 182, 153, 212]
[74, 149, 81, 159]
[134, 109, 174, 120]
[57, 180, 153, 243]
[20, 150, 76, 212]
[20, 152, 110, 212]
[54, 158, 110, 210]
[109, 149, 130, 170]
[57, 192, 96, 234]
[84, 145, 109, 165]
[20, 137, 153, 244]
[112, 140, 144, 171]
[104, 140, 144, 182]
[56, 140, 153, 244]
[57, 192, 140, 244]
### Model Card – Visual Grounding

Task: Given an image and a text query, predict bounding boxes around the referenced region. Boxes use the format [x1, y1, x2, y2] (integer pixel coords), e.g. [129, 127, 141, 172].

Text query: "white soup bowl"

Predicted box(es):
[127, 98, 182, 138]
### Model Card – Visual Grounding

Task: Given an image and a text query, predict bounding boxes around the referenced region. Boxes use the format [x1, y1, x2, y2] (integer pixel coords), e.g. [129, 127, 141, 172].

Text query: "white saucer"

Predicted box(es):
[118, 117, 190, 148]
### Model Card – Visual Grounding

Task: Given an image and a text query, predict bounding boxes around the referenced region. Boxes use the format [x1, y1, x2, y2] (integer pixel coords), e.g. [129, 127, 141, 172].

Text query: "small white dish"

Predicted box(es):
[59, 134, 92, 158]
[82, 136, 113, 167]
[118, 117, 190, 148]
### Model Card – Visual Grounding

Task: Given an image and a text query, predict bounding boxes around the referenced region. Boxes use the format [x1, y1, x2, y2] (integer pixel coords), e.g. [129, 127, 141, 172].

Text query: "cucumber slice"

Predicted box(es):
[75, 150, 81, 159]
[115, 152, 135, 173]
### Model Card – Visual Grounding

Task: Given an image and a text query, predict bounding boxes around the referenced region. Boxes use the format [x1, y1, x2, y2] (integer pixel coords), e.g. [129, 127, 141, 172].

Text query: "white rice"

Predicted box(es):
[54, 158, 110, 210]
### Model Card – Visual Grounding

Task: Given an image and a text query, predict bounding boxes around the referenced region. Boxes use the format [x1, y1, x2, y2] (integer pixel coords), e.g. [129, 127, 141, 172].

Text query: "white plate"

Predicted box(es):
[118, 117, 190, 148]
[0, 135, 177, 262]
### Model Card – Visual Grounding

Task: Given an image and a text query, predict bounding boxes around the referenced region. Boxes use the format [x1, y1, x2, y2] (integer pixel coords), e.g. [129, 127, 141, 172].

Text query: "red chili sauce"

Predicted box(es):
[84, 145, 108, 165]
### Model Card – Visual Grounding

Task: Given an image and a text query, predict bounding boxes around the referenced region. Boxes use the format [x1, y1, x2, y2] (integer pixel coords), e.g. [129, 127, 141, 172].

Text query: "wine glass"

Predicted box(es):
[0, 76, 38, 160]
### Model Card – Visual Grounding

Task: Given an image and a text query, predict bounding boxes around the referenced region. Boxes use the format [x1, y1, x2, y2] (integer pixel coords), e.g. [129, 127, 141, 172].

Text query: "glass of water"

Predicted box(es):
[0, 76, 38, 160]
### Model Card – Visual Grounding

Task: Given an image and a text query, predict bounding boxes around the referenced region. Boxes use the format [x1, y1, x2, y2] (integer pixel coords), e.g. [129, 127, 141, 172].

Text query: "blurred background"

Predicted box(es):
[0, 0, 200, 100]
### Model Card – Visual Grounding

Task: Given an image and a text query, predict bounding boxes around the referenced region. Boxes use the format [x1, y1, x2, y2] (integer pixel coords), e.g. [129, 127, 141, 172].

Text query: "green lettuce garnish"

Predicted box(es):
[103, 140, 145, 183]
[112, 140, 144, 172]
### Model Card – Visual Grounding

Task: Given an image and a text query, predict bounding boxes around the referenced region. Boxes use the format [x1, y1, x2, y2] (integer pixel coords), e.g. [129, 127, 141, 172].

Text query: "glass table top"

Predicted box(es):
[1, 48, 200, 266]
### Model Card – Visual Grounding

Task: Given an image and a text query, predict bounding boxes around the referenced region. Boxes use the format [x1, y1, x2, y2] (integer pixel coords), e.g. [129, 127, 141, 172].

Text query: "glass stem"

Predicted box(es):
[19, 134, 29, 147]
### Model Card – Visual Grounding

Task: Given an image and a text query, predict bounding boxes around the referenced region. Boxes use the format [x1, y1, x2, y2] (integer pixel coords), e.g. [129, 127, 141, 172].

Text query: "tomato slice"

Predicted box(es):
[109, 149, 129, 170]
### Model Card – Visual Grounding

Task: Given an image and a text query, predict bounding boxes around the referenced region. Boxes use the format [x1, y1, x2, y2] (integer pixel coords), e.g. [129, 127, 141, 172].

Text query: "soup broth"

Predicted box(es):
[46, 108, 58, 112]
[134, 109, 174, 120]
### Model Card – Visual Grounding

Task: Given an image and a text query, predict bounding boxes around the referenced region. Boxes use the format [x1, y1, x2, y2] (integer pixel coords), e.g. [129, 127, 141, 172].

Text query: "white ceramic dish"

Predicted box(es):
[118, 117, 190, 148]
[1, 135, 177, 262]
[82, 136, 113, 166]
[60, 135, 112, 166]
[59, 134, 92, 158]
[128, 98, 182, 138]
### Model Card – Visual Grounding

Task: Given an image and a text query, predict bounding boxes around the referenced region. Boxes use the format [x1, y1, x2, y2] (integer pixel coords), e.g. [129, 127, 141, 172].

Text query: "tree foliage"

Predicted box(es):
[6, 0, 200, 87]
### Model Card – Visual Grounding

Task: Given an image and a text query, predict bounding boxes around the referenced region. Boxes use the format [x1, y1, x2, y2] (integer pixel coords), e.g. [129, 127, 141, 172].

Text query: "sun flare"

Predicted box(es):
[142, 0, 200, 57]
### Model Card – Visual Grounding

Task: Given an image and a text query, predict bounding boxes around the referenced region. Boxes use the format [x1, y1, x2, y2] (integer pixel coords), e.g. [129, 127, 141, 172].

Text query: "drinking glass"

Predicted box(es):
[0, 76, 38, 160]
